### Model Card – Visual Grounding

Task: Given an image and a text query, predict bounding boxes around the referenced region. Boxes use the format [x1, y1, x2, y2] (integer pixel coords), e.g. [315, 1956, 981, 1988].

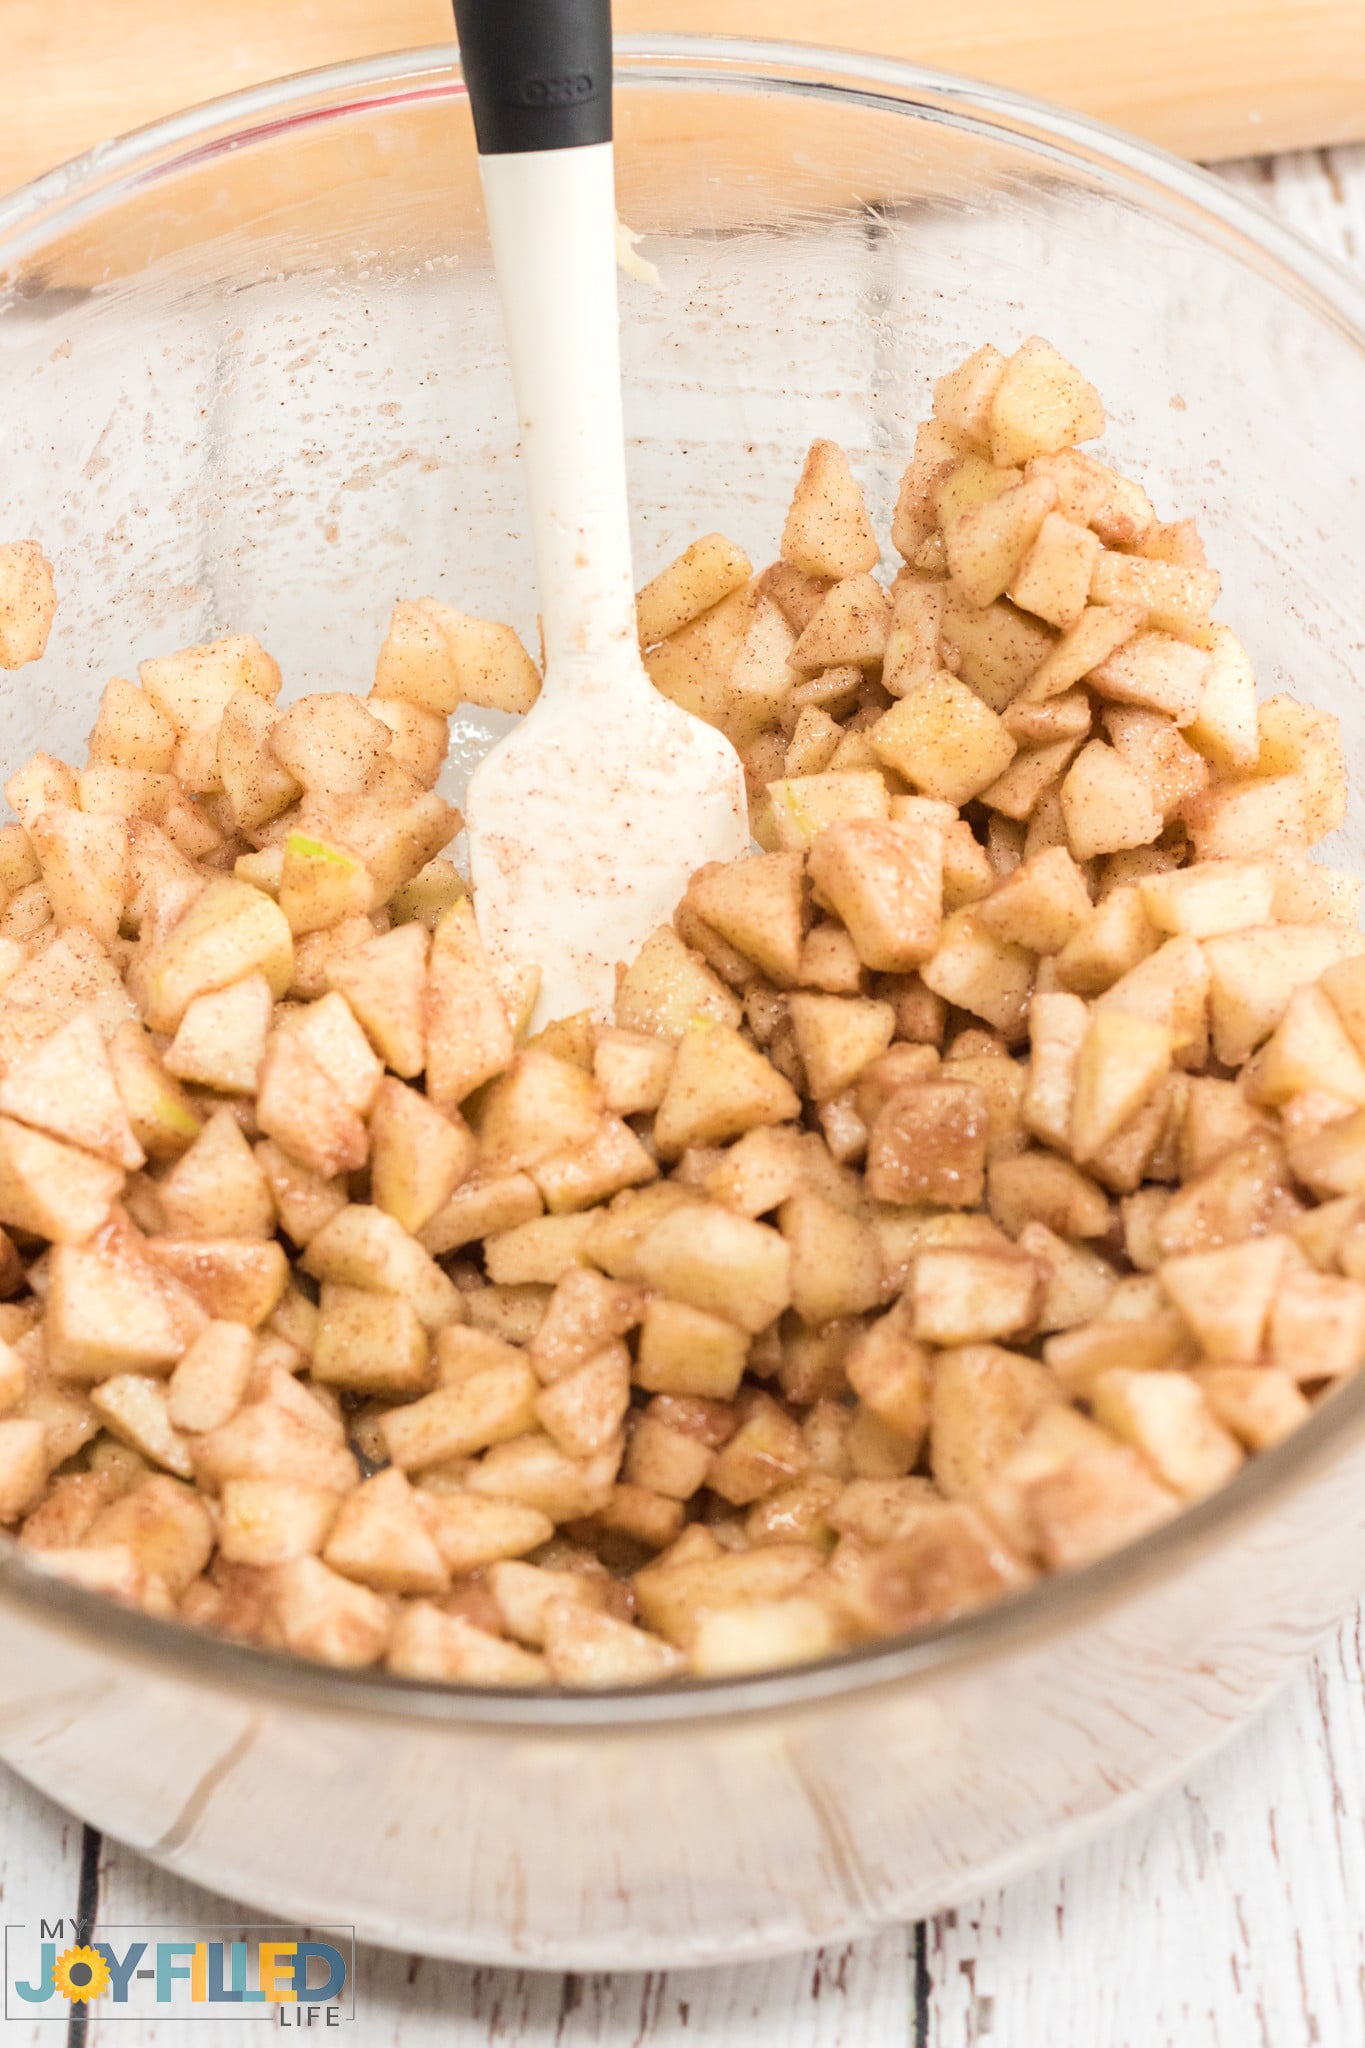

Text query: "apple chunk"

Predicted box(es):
[653, 1021, 799, 1159]
[0, 1011, 144, 1169]
[0, 541, 58, 669]
[781, 440, 880, 580]
[684, 852, 805, 984]
[989, 339, 1105, 467]
[873, 676, 1017, 806]
[140, 878, 294, 1035]
[807, 817, 943, 972]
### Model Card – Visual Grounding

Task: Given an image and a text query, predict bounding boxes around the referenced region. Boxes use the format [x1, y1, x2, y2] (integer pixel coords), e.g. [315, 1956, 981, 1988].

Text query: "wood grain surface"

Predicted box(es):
[0, 142, 1363, 2048]
[3, 0, 1364, 197]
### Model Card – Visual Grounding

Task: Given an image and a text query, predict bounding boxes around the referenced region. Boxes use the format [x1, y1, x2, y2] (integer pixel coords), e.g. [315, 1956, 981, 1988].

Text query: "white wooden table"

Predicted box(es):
[3, 143, 1364, 2048]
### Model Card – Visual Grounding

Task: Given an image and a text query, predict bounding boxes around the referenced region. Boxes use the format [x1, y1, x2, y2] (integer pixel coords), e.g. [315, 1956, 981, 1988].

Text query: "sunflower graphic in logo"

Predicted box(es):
[52, 1945, 111, 2003]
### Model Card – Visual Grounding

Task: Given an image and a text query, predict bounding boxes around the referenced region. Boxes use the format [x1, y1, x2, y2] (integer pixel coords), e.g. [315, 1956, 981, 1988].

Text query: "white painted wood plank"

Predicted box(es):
[80, 1830, 913, 2047]
[352, 1926, 914, 2048]
[925, 1614, 1365, 2047]
[1218, 142, 1365, 271]
[0, 1771, 87, 2048]
[82, 1837, 317, 2048]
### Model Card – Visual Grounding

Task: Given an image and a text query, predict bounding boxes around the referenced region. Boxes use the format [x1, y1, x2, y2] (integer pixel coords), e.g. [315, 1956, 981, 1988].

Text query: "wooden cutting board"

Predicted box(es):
[5, 0, 1363, 198]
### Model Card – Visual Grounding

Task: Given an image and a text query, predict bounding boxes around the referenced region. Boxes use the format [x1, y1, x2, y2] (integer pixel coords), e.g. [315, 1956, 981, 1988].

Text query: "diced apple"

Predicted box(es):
[629, 1200, 790, 1334]
[160, 1107, 275, 1240]
[1184, 776, 1308, 862]
[89, 1374, 193, 1480]
[776, 1190, 882, 1325]
[216, 690, 299, 832]
[1025, 1441, 1178, 1569]
[423, 897, 515, 1106]
[373, 597, 540, 716]
[791, 574, 892, 671]
[653, 1021, 799, 1159]
[1020, 605, 1144, 712]
[637, 532, 753, 646]
[881, 577, 948, 701]
[1270, 856, 1361, 928]
[784, 992, 893, 1101]
[310, 1282, 431, 1396]
[1268, 1268, 1365, 1379]
[988, 1149, 1113, 1239]
[988, 338, 1105, 467]
[418, 1170, 544, 1258]
[1193, 1366, 1309, 1450]
[930, 1342, 1058, 1500]
[643, 584, 757, 739]
[165, 1319, 256, 1435]
[913, 1246, 1040, 1345]
[276, 832, 373, 936]
[781, 440, 880, 580]
[139, 878, 294, 1035]
[1250, 984, 1365, 1108]
[27, 806, 127, 946]
[941, 599, 1053, 712]
[865, 1078, 989, 1208]
[0, 1008, 142, 1169]
[806, 817, 943, 974]
[943, 476, 1059, 609]
[1093, 936, 1209, 1072]
[685, 851, 806, 985]
[0, 540, 57, 670]
[0, 1116, 123, 1243]
[302, 1204, 460, 1331]
[147, 1237, 287, 1328]
[1070, 1010, 1172, 1163]
[1155, 1131, 1298, 1257]
[1183, 624, 1260, 772]
[1090, 553, 1220, 635]
[1204, 924, 1365, 1067]
[1060, 741, 1163, 860]
[466, 1430, 620, 1521]
[1088, 631, 1209, 723]
[1137, 860, 1273, 939]
[255, 1029, 368, 1180]
[164, 973, 272, 1095]
[613, 924, 744, 1043]
[784, 704, 842, 779]
[478, 1050, 603, 1176]
[271, 1553, 392, 1668]
[139, 636, 279, 737]
[532, 1113, 657, 1215]
[366, 1077, 473, 1235]
[1254, 695, 1347, 843]
[1008, 512, 1100, 630]
[979, 846, 1092, 957]
[921, 911, 1034, 1039]
[766, 770, 891, 852]
[1090, 1368, 1242, 1499]
[1160, 1235, 1287, 1359]
[932, 342, 1008, 444]
[483, 1213, 596, 1286]
[592, 1026, 674, 1117]
[891, 420, 972, 558]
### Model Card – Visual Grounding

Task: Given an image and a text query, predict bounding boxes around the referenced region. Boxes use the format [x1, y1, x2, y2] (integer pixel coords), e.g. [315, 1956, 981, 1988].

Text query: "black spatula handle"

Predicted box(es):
[452, 0, 613, 156]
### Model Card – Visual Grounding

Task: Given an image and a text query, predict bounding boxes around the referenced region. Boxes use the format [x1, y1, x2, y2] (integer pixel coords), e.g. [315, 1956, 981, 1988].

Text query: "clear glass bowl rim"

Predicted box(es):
[1, 34, 1363, 1730]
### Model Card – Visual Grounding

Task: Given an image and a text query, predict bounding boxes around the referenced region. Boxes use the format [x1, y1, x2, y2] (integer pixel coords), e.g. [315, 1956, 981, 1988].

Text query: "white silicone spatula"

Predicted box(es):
[451, 0, 750, 1027]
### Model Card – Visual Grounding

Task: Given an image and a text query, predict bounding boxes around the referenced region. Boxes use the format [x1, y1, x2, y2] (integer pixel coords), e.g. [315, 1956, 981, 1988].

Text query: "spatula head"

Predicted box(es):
[466, 659, 750, 1027]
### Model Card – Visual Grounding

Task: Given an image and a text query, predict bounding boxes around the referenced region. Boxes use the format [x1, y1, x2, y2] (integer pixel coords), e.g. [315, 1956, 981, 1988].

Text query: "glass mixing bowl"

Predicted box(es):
[0, 37, 1363, 1971]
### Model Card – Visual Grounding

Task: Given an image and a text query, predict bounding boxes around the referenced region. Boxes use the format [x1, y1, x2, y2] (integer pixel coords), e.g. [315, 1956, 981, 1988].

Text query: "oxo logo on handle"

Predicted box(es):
[508, 71, 598, 107]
